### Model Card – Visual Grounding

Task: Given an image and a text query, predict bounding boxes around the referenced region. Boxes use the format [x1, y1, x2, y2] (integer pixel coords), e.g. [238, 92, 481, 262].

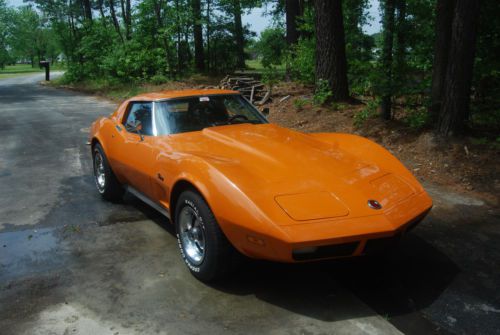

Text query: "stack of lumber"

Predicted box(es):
[218, 76, 271, 105]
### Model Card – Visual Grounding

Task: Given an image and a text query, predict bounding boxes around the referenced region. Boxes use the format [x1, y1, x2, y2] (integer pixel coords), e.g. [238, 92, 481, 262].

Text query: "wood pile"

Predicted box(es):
[218, 76, 271, 105]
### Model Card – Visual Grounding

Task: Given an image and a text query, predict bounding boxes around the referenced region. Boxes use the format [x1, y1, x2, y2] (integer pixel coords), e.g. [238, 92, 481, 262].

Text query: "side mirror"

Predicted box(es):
[262, 107, 270, 116]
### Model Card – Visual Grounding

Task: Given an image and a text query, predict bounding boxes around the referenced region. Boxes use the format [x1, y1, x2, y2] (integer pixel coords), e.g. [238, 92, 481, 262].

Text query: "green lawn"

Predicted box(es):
[0, 63, 65, 79]
[0, 64, 41, 79]
[245, 59, 286, 72]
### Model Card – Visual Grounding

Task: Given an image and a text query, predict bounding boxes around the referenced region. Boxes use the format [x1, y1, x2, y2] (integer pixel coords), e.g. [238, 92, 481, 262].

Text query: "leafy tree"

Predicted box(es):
[254, 27, 287, 68]
[0, 0, 14, 68]
[343, 0, 375, 94]
[8, 5, 60, 66]
[0, 0, 490, 140]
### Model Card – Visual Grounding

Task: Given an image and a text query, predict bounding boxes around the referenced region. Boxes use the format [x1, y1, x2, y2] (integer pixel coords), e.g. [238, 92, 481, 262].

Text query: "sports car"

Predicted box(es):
[89, 89, 432, 281]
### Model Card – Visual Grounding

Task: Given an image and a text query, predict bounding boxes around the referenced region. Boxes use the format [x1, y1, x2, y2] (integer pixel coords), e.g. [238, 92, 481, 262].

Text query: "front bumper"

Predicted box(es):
[232, 190, 432, 262]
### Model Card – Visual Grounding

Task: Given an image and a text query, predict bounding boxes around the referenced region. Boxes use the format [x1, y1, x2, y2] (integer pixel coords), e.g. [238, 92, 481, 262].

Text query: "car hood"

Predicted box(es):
[162, 123, 418, 221]
[167, 123, 371, 181]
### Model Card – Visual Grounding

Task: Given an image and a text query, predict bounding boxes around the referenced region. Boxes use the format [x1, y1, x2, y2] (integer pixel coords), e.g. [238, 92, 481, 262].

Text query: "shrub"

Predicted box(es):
[150, 74, 169, 85]
[313, 79, 333, 106]
[254, 28, 287, 68]
[293, 98, 308, 111]
[354, 100, 379, 127]
[403, 107, 429, 129]
[289, 37, 315, 84]
[261, 66, 283, 88]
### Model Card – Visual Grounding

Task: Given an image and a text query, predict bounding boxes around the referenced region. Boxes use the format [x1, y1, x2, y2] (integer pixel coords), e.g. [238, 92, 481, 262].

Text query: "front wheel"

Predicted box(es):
[92, 143, 124, 201]
[175, 190, 240, 282]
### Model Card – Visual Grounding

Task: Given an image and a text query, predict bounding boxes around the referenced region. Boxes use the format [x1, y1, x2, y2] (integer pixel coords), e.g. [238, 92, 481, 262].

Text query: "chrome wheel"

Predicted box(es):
[178, 206, 206, 265]
[93, 151, 106, 193]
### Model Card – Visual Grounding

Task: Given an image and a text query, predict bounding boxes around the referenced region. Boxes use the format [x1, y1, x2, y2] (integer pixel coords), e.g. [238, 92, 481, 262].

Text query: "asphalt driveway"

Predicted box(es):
[0, 74, 499, 335]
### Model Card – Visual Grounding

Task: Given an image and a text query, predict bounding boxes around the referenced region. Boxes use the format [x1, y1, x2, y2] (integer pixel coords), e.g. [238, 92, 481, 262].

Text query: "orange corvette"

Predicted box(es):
[89, 89, 432, 281]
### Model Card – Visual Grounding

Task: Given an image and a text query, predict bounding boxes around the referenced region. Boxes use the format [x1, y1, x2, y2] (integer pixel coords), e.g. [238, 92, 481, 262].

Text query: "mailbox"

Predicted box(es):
[39, 60, 50, 81]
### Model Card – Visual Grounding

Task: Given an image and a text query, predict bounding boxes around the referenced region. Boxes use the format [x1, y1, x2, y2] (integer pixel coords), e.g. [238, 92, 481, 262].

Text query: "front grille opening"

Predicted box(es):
[363, 234, 401, 254]
[292, 241, 359, 261]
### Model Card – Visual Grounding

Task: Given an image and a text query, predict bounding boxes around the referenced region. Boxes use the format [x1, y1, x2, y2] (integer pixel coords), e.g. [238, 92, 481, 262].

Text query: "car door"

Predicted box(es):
[112, 101, 156, 199]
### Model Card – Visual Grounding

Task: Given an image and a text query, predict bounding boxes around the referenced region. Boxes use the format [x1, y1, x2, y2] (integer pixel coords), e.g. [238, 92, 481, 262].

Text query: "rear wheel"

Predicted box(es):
[92, 143, 124, 201]
[175, 190, 240, 282]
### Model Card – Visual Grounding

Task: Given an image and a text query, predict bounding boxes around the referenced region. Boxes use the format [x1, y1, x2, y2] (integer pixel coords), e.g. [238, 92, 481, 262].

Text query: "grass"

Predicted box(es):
[0, 64, 41, 79]
[50, 77, 150, 101]
[245, 59, 286, 73]
[0, 63, 66, 79]
[49, 73, 219, 101]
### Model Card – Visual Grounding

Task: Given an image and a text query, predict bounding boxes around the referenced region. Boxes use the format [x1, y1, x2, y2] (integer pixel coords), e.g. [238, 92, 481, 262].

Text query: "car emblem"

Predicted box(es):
[368, 200, 382, 210]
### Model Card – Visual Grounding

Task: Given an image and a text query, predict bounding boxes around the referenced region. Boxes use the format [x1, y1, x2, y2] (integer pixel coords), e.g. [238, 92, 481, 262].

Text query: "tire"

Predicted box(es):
[92, 143, 124, 201]
[175, 190, 240, 282]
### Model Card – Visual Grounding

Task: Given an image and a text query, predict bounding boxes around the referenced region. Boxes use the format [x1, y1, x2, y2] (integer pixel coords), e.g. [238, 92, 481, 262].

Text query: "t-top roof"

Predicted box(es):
[128, 89, 240, 101]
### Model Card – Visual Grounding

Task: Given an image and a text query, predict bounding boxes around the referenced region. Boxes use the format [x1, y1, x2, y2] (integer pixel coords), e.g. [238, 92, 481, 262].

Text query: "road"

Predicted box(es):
[0, 73, 499, 335]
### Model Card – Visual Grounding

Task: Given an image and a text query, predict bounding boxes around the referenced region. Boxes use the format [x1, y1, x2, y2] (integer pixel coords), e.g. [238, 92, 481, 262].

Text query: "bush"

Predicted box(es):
[150, 74, 169, 85]
[261, 66, 283, 87]
[293, 98, 308, 111]
[289, 37, 315, 84]
[354, 100, 379, 127]
[403, 107, 430, 129]
[313, 79, 332, 106]
[254, 28, 287, 68]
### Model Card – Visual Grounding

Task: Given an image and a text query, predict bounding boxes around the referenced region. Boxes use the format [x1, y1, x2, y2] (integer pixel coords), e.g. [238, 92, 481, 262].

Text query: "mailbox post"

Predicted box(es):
[39, 61, 50, 81]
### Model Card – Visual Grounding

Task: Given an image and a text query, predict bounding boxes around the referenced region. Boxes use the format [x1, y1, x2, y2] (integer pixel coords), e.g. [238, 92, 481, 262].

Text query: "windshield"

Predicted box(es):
[154, 94, 267, 135]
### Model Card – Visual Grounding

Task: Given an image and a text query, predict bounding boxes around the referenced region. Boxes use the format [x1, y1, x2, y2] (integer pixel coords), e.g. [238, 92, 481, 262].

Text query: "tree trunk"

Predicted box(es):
[125, 0, 131, 40]
[314, 0, 349, 101]
[108, 0, 124, 42]
[394, 0, 406, 82]
[98, 0, 107, 26]
[380, 0, 396, 120]
[206, 0, 211, 72]
[82, 0, 93, 21]
[184, 30, 192, 64]
[285, 0, 301, 45]
[153, 0, 171, 75]
[437, 0, 480, 136]
[175, 0, 182, 75]
[233, 0, 245, 69]
[429, 0, 455, 121]
[192, 0, 205, 72]
[119, 0, 131, 40]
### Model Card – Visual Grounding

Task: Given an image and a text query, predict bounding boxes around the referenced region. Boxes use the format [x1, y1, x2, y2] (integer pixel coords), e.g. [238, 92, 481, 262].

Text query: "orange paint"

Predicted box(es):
[90, 90, 432, 262]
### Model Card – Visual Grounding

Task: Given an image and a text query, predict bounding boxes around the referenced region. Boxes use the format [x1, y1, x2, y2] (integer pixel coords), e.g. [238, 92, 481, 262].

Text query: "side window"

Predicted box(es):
[124, 102, 153, 136]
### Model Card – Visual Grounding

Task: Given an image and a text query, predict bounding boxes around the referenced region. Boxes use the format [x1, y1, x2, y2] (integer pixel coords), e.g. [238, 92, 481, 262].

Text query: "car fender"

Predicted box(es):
[159, 153, 291, 259]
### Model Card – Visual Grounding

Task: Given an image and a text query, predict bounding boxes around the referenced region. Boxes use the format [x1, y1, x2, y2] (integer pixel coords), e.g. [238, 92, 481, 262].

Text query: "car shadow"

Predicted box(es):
[211, 232, 458, 334]
[121, 192, 176, 235]
[125, 193, 458, 334]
